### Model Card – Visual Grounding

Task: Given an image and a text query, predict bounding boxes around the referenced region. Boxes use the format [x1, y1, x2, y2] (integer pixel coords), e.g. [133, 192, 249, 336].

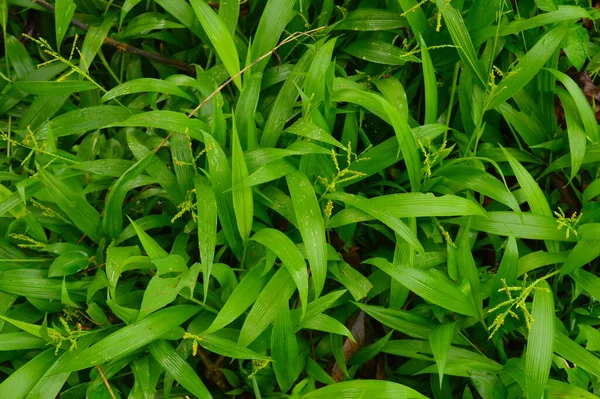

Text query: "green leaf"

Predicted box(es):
[301, 380, 427, 399]
[366, 258, 478, 317]
[556, 88, 586, 181]
[55, 0, 76, 50]
[231, 114, 253, 241]
[148, 340, 211, 399]
[272, 302, 298, 393]
[206, 263, 271, 333]
[0, 348, 57, 399]
[501, 146, 558, 252]
[128, 217, 169, 259]
[328, 193, 484, 228]
[48, 251, 89, 277]
[250, 228, 308, 318]
[54, 305, 199, 373]
[354, 302, 431, 339]
[194, 332, 270, 360]
[285, 119, 345, 149]
[554, 331, 600, 378]
[343, 40, 419, 65]
[525, 280, 554, 399]
[238, 267, 296, 346]
[419, 35, 437, 125]
[429, 322, 456, 388]
[447, 212, 575, 242]
[286, 170, 328, 298]
[434, 0, 486, 87]
[203, 132, 243, 259]
[190, 0, 242, 90]
[487, 24, 568, 109]
[0, 332, 46, 351]
[36, 106, 134, 139]
[38, 169, 103, 243]
[333, 8, 408, 31]
[194, 175, 217, 300]
[458, 230, 482, 320]
[327, 193, 424, 254]
[546, 68, 600, 142]
[562, 25, 588, 71]
[250, 0, 295, 73]
[103, 152, 153, 239]
[14, 81, 97, 96]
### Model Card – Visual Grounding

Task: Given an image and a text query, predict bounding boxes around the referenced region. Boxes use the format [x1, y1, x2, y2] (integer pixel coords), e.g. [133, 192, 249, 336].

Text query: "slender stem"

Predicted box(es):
[97, 49, 121, 85]
[251, 376, 263, 399]
[96, 365, 117, 399]
[443, 62, 460, 143]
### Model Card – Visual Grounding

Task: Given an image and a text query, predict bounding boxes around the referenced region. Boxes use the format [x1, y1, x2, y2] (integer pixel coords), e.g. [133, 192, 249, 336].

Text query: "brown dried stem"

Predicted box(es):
[31, 0, 194, 74]
[96, 365, 117, 399]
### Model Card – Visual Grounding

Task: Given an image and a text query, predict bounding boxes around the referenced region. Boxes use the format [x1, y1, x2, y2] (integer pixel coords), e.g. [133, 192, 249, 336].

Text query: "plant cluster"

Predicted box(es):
[1, 0, 600, 398]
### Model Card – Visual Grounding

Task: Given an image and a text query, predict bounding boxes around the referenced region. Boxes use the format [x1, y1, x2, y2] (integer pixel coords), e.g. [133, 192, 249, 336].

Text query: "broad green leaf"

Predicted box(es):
[54, 305, 199, 373]
[301, 380, 427, 399]
[570, 269, 600, 300]
[206, 264, 271, 333]
[434, 0, 486, 87]
[328, 193, 424, 254]
[170, 131, 195, 192]
[448, 212, 574, 242]
[501, 147, 559, 252]
[203, 132, 243, 258]
[14, 81, 96, 96]
[103, 152, 153, 239]
[487, 24, 568, 109]
[525, 280, 554, 399]
[55, 0, 76, 50]
[328, 193, 484, 228]
[38, 170, 102, 243]
[238, 267, 296, 346]
[383, 340, 502, 375]
[102, 78, 195, 102]
[250, 0, 296, 73]
[286, 170, 327, 298]
[0, 348, 57, 399]
[560, 239, 600, 277]
[128, 217, 169, 259]
[48, 251, 89, 277]
[250, 228, 308, 318]
[458, 230, 482, 320]
[333, 8, 408, 31]
[343, 40, 419, 65]
[366, 258, 478, 317]
[429, 322, 456, 388]
[0, 332, 46, 351]
[111, 111, 209, 138]
[554, 331, 600, 378]
[231, 115, 253, 241]
[546, 68, 600, 142]
[193, 332, 269, 360]
[190, 0, 242, 90]
[148, 340, 211, 399]
[285, 119, 345, 149]
[420, 35, 437, 125]
[261, 47, 315, 147]
[36, 106, 134, 139]
[272, 303, 298, 392]
[354, 302, 431, 339]
[194, 175, 217, 300]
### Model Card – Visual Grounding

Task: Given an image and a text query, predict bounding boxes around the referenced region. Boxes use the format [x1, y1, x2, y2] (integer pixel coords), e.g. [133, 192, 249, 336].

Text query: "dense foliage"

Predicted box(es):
[2, 0, 600, 397]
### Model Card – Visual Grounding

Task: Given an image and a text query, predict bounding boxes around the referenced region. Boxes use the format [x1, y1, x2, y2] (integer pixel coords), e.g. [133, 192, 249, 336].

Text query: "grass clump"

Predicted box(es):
[1, 0, 600, 398]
